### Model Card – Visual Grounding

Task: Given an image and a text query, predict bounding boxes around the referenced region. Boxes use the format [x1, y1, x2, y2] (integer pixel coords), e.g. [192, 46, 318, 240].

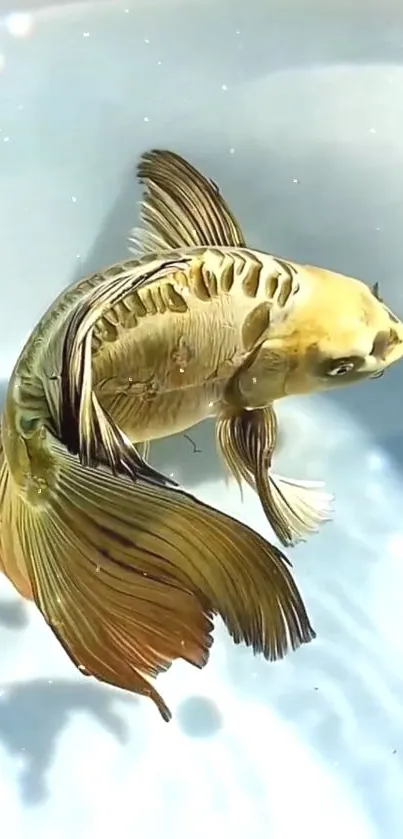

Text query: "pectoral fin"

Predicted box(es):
[216, 406, 333, 546]
[1, 433, 315, 720]
[129, 149, 246, 256]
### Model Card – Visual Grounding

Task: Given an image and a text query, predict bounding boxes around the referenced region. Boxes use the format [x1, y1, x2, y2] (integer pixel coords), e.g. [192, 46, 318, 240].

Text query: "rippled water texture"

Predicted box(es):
[1, 1, 403, 837]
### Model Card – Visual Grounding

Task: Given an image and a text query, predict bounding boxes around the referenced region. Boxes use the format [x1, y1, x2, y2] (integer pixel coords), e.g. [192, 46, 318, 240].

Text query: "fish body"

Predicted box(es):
[92, 246, 313, 441]
[92, 246, 403, 438]
[1, 148, 402, 720]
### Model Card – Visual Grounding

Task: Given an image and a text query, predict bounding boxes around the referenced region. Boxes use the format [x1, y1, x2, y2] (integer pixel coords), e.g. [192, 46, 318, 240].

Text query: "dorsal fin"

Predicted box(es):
[129, 149, 246, 257]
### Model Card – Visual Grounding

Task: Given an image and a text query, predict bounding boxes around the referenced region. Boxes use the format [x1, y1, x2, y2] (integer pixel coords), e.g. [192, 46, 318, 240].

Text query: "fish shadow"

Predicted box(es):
[175, 694, 224, 738]
[0, 677, 137, 807]
[0, 599, 29, 631]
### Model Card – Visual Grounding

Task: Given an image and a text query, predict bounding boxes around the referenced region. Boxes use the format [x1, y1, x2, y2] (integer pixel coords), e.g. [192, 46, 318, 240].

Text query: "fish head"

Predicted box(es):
[259, 265, 403, 399]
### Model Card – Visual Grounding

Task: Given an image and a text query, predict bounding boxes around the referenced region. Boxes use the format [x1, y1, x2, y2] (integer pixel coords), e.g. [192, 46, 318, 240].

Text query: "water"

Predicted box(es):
[1, 1, 403, 837]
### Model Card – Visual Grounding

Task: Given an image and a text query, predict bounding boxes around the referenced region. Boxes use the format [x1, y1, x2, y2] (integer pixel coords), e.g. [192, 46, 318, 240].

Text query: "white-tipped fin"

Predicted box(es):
[268, 473, 334, 546]
[215, 404, 333, 548]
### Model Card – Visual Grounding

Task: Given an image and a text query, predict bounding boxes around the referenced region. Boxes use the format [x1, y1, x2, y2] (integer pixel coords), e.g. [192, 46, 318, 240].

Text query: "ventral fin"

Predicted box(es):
[216, 404, 333, 546]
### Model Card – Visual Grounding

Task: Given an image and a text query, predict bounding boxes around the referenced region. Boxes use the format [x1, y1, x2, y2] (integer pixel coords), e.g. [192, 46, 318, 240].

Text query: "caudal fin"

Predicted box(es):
[1, 433, 315, 720]
[0, 430, 34, 600]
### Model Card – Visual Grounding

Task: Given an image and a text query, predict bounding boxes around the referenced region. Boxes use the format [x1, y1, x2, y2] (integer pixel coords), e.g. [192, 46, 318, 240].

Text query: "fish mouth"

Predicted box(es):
[369, 322, 403, 374]
[383, 334, 403, 369]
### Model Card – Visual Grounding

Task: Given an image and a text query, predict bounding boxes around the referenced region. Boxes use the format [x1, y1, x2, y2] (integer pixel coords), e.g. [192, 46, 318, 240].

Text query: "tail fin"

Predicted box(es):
[129, 148, 246, 257]
[0, 433, 315, 721]
[0, 428, 33, 600]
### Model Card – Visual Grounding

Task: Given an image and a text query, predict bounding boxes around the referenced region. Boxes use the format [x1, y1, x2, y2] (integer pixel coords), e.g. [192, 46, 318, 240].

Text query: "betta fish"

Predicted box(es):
[0, 149, 402, 722]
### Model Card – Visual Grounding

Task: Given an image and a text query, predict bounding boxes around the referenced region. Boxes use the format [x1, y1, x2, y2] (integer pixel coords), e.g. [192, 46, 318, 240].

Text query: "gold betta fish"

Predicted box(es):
[0, 149, 402, 722]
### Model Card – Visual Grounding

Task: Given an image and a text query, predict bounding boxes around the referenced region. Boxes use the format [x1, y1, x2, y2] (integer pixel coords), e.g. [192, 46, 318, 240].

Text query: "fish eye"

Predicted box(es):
[326, 360, 356, 377]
